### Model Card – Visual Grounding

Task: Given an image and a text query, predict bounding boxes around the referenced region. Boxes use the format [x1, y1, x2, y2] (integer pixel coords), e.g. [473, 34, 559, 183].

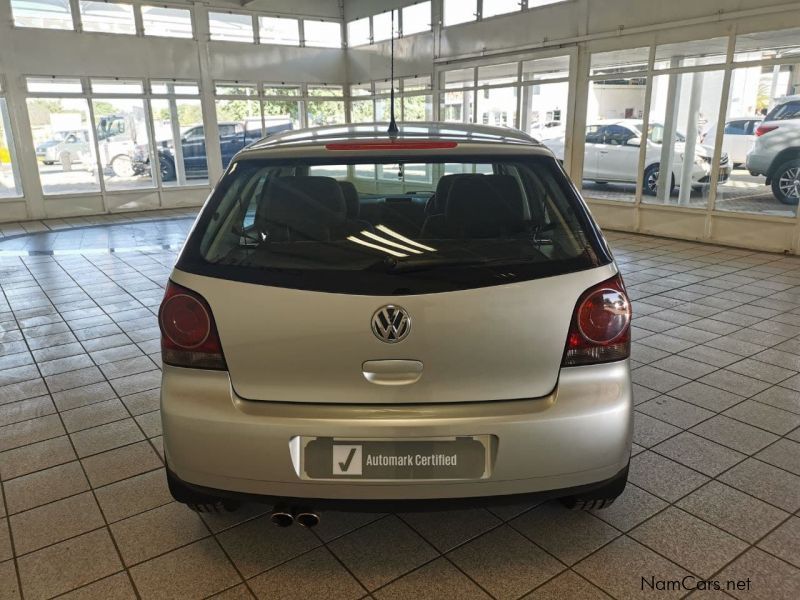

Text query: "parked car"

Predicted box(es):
[160, 122, 633, 522]
[142, 117, 293, 182]
[36, 130, 91, 166]
[701, 118, 761, 168]
[546, 120, 731, 195]
[746, 95, 800, 205]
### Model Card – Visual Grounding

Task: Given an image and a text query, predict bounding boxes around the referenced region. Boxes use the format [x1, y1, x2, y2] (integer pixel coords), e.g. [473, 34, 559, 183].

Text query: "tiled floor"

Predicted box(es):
[0, 220, 799, 599]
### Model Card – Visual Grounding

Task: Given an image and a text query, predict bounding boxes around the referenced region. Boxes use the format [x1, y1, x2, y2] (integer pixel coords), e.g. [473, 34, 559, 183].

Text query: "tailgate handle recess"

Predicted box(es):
[362, 360, 423, 386]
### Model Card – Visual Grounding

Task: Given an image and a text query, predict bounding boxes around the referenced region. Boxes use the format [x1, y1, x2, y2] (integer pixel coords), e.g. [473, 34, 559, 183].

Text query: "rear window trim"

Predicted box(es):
[176, 153, 613, 296]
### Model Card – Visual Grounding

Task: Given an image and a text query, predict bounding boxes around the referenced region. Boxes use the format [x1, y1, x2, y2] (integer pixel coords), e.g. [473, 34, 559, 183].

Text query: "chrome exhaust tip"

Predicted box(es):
[270, 505, 294, 527]
[294, 509, 320, 528]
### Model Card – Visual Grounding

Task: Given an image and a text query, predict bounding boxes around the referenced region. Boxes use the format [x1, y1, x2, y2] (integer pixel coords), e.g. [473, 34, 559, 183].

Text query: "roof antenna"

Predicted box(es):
[387, 9, 399, 136]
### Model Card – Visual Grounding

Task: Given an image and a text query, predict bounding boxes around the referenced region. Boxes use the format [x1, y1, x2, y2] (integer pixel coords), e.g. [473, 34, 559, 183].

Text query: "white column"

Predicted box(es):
[194, 2, 224, 183]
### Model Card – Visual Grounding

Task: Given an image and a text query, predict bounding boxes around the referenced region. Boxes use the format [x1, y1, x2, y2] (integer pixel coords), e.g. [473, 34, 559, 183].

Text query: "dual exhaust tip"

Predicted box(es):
[270, 504, 320, 528]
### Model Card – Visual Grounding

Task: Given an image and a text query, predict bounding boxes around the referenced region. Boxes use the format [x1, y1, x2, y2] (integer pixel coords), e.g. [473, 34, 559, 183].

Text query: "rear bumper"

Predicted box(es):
[746, 152, 771, 177]
[161, 360, 633, 501]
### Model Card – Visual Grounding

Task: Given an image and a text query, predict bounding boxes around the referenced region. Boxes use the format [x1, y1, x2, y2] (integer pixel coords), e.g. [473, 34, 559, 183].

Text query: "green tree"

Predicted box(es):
[350, 99, 374, 123]
[92, 101, 116, 117]
[307, 100, 345, 126]
[215, 99, 259, 123]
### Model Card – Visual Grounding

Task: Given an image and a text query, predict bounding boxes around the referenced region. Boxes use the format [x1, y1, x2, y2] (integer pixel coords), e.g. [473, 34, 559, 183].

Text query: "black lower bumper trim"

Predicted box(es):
[166, 464, 629, 513]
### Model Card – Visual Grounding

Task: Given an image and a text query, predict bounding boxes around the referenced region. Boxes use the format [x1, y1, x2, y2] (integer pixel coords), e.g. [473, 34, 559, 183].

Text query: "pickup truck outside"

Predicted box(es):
[142, 117, 293, 182]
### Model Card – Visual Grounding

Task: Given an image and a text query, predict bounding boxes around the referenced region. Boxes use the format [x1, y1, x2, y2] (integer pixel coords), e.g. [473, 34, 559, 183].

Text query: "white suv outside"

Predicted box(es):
[746, 95, 800, 205]
[547, 120, 730, 196]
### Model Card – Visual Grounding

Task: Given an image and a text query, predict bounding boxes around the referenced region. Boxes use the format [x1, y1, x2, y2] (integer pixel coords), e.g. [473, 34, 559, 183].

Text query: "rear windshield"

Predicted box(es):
[766, 100, 800, 122]
[178, 155, 611, 295]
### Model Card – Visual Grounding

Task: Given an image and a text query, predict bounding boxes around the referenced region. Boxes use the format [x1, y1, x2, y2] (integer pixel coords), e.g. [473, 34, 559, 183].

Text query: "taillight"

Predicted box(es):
[158, 281, 227, 370]
[562, 274, 631, 367]
[755, 124, 778, 137]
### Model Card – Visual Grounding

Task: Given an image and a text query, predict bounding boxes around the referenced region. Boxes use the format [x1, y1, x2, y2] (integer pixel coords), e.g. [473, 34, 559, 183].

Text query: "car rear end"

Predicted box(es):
[159, 126, 633, 512]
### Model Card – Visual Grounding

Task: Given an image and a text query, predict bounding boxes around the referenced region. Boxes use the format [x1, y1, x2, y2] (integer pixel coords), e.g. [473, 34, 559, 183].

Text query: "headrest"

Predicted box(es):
[338, 181, 360, 219]
[445, 175, 525, 238]
[427, 174, 462, 215]
[256, 176, 347, 231]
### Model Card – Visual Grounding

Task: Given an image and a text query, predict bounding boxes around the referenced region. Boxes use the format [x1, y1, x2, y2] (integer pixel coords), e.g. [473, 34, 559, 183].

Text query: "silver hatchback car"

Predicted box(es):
[160, 123, 633, 526]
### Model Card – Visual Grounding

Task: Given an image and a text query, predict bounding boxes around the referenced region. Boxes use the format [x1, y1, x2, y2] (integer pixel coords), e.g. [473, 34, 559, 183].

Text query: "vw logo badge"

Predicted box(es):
[371, 305, 411, 343]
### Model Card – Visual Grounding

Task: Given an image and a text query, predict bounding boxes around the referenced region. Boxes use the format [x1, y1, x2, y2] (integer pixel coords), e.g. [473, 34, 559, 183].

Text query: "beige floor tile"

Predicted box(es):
[70, 418, 144, 458]
[447, 525, 564, 600]
[95, 468, 172, 523]
[511, 502, 620, 566]
[110, 502, 209, 566]
[81, 441, 162, 487]
[16, 528, 122, 600]
[718, 547, 800, 600]
[217, 514, 320, 579]
[0, 559, 20, 600]
[3, 461, 89, 514]
[629, 507, 748, 579]
[249, 546, 366, 600]
[10, 492, 104, 555]
[522, 570, 612, 600]
[0, 414, 64, 453]
[0, 435, 76, 480]
[128, 538, 241, 599]
[574, 536, 691, 600]
[0, 520, 11, 563]
[57, 572, 137, 600]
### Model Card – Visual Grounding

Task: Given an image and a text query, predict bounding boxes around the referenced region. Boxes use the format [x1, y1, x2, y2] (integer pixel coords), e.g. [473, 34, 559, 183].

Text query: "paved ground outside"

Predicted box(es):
[0, 216, 798, 599]
[583, 169, 797, 218]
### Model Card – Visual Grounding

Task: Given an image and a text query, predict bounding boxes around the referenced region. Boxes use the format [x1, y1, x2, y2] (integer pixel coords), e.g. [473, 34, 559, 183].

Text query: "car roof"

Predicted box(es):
[244, 122, 542, 154]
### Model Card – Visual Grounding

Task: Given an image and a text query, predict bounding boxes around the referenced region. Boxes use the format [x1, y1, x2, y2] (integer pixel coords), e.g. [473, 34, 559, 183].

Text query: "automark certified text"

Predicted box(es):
[365, 453, 458, 467]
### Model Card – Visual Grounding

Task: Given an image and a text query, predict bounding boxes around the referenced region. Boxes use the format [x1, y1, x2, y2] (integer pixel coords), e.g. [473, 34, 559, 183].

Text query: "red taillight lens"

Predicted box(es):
[159, 281, 226, 370]
[756, 124, 778, 137]
[563, 274, 631, 367]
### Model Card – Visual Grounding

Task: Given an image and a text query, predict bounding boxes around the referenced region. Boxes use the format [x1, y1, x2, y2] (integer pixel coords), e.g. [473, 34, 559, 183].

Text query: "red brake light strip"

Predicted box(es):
[325, 140, 458, 151]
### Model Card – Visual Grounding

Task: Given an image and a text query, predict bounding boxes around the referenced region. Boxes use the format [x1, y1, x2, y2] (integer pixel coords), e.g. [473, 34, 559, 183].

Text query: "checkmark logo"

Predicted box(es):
[339, 448, 356, 472]
[332, 445, 362, 475]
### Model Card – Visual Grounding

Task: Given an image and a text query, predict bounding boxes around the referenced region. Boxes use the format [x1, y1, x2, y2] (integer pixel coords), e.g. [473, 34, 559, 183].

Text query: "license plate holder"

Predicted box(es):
[298, 436, 492, 481]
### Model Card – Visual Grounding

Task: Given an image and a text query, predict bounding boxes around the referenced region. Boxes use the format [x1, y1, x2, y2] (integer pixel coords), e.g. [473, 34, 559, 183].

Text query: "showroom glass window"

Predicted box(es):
[443, 0, 476, 27]
[307, 85, 345, 126]
[477, 63, 519, 128]
[263, 84, 303, 131]
[25, 77, 100, 195]
[303, 20, 342, 48]
[575, 48, 651, 204]
[10, 0, 73, 30]
[441, 68, 476, 124]
[372, 10, 398, 43]
[347, 17, 370, 46]
[645, 39, 728, 208]
[209, 11, 254, 43]
[0, 81, 23, 199]
[214, 83, 261, 170]
[150, 80, 207, 187]
[483, 0, 522, 19]
[713, 27, 800, 218]
[90, 79, 156, 191]
[79, 1, 136, 35]
[402, 76, 433, 121]
[259, 16, 299, 45]
[350, 83, 375, 123]
[141, 5, 193, 38]
[521, 55, 570, 141]
[373, 80, 393, 123]
[402, 2, 430, 36]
